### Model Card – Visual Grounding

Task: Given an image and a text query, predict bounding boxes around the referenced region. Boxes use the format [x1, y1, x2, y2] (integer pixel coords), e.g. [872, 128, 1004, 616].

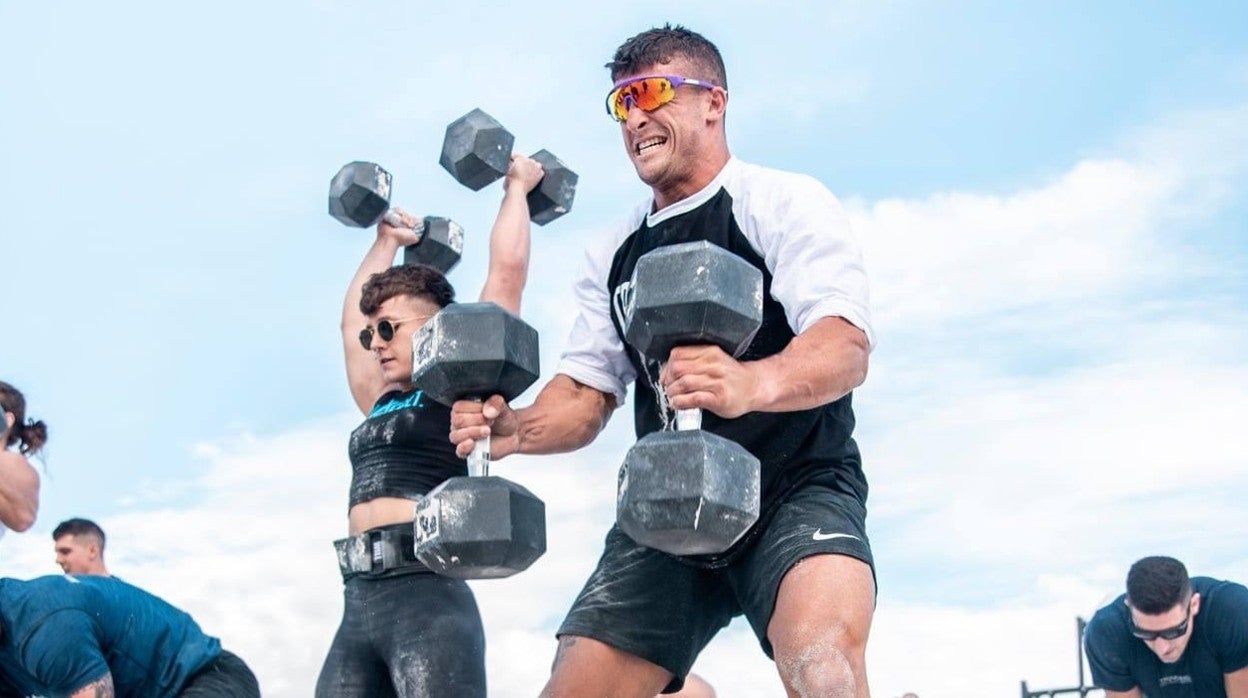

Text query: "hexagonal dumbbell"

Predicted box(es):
[617, 240, 764, 556]
[328, 161, 465, 273]
[410, 302, 546, 578]
[439, 108, 578, 226]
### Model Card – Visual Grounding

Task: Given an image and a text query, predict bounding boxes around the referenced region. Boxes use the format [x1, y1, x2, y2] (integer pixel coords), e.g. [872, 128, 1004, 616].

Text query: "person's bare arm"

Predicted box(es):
[1102, 689, 1142, 698]
[662, 316, 869, 419]
[67, 674, 114, 698]
[478, 155, 543, 314]
[450, 374, 615, 459]
[342, 212, 422, 413]
[0, 451, 39, 531]
[1226, 665, 1248, 698]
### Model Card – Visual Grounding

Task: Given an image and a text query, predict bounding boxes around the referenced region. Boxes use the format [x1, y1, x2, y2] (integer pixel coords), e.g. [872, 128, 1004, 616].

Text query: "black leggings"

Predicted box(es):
[178, 650, 260, 697]
[315, 572, 486, 698]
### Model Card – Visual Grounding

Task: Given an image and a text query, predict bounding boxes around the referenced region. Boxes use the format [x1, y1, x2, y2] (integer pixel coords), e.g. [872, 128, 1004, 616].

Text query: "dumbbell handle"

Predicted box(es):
[675, 408, 702, 431]
[469, 397, 490, 477]
[381, 209, 427, 235]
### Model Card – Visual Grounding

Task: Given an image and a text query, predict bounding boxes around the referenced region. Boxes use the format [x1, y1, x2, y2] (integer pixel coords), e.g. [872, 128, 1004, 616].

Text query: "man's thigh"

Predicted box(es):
[729, 480, 875, 657]
[554, 526, 738, 695]
[769, 554, 875, 698]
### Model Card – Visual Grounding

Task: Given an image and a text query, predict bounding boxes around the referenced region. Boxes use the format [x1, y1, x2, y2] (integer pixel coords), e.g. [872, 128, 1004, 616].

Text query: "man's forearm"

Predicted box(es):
[748, 316, 869, 413]
[514, 375, 614, 455]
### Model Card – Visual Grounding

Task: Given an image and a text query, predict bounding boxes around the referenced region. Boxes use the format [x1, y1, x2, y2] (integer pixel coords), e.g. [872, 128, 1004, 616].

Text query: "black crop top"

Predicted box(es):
[347, 389, 466, 508]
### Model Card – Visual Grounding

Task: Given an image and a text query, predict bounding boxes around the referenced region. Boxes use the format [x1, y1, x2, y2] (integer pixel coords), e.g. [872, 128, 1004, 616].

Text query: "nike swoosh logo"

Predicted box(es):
[812, 530, 860, 542]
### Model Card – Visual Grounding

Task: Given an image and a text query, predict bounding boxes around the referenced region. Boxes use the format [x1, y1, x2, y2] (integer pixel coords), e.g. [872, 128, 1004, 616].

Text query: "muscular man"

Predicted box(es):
[451, 24, 874, 698]
[53, 518, 110, 576]
[0, 574, 259, 697]
[1086, 555, 1248, 697]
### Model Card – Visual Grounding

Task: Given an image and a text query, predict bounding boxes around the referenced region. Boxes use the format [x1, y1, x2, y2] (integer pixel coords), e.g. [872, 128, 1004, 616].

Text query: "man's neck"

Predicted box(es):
[652, 152, 732, 212]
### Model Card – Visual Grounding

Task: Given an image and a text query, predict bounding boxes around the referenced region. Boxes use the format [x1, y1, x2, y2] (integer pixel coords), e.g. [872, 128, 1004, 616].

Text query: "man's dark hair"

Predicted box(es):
[1126, 555, 1192, 614]
[606, 24, 727, 90]
[52, 518, 106, 550]
[359, 264, 455, 316]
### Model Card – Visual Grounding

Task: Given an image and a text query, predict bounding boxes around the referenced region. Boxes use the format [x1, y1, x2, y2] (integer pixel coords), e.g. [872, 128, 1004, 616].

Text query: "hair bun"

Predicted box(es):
[19, 418, 48, 456]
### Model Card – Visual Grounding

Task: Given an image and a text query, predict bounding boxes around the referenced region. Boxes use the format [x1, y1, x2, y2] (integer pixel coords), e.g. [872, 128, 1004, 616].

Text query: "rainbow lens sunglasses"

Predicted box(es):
[605, 75, 721, 122]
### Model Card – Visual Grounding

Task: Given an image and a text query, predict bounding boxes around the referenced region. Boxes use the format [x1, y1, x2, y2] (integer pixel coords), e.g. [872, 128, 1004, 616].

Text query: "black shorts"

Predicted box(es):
[178, 650, 260, 698]
[557, 479, 872, 694]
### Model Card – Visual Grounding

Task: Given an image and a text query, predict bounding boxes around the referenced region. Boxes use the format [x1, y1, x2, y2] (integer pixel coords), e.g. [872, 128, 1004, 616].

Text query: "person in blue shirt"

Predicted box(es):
[1086, 555, 1248, 698]
[0, 574, 258, 697]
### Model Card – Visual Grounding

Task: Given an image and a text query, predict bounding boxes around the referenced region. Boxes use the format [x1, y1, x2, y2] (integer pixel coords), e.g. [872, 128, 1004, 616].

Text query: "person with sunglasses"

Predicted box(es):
[449, 24, 875, 698]
[0, 381, 45, 538]
[1085, 555, 1248, 697]
[314, 153, 545, 698]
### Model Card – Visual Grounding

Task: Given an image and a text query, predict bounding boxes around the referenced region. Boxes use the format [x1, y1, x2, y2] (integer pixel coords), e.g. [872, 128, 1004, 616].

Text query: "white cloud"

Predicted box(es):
[850, 104, 1248, 331]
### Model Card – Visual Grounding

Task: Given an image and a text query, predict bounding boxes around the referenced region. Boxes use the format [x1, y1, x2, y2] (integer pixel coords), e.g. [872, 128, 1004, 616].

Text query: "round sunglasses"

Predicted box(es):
[358, 316, 432, 350]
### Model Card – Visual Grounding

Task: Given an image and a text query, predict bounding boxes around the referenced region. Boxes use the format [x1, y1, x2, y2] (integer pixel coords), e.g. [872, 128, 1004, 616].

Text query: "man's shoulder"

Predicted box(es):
[1086, 594, 1131, 646]
[7, 574, 80, 597]
[1197, 576, 1248, 613]
[724, 158, 843, 219]
[727, 158, 834, 195]
[0, 450, 37, 477]
[0, 577, 94, 642]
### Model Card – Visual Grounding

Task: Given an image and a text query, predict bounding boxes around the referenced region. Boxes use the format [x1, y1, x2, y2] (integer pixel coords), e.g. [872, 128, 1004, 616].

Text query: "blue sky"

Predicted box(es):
[2, 1, 1246, 696]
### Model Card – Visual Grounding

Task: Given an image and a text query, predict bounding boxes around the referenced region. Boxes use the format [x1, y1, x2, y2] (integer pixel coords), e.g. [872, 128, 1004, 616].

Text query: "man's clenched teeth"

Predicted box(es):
[636, 137, 666, 154]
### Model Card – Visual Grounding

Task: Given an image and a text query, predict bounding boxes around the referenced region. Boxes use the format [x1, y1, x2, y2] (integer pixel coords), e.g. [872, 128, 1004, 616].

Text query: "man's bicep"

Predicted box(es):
[556, 260, 635, 405]
[747, 176, 873, 346]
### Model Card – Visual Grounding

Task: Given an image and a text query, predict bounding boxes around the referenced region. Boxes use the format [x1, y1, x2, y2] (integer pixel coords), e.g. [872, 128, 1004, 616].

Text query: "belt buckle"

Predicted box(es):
[369, 528, 403, 573]
[368, 529, 385, 573]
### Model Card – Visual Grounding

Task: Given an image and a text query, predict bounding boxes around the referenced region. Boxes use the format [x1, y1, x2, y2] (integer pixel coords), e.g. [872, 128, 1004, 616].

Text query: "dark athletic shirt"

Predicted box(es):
[347, 388, 466, 508]
[1086, 576, 1248, 697]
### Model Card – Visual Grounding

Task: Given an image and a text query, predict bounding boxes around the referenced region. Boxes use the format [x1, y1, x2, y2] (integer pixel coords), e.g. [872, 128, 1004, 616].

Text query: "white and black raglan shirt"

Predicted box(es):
[557, 158, 875, 561]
